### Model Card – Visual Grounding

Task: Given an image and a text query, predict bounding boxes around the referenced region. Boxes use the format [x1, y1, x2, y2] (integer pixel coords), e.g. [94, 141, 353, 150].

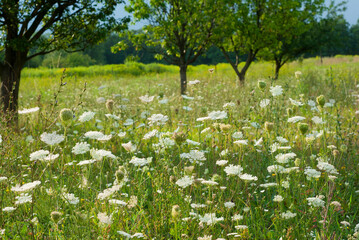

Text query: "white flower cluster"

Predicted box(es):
[40, 132, 64, 145]
[72, 142, 91, 155]
[287, 116, 306, 123]
[90, 148, 117, 161]
[139, 94, 154, 103]
[11, 181, 41, 193]
[62, 193, 79, 205]
[307, 197, 325, 207]
[180, 150, 206, 164]
[143, 129, 158, 140]
[18, 107, 39, 114]
[147, 114, 168, 126]
[79, 111, 95, 122]
[129, 156, 152, 167]
[199, 213, 224, 226]
[30, 150, 50, 161]
[317, 162, 338, 174]
[84, 131, 104, 140]
[224, 164, 243, 176]
[270, 85, 283, 97]
[281, 210, 297, 219]
[275, 152, 296, 164]
[176, 176, 193, 188]
[197, 111, 227, 121]
[304, 167, 321, 180]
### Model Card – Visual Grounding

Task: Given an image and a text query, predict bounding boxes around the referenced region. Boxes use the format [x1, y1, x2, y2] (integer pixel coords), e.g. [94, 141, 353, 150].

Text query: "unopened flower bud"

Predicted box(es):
[332, 149, 340, 157]
[115, 166, 126, 182]
[169, 175, 176, 184]
[59, 108, 73, 126]
[339, 144, 347, 153]
[220, 124, 231, 133]
[264, 122, 274, 132]
[51, 211, 63, 223]
[172, 132, 187, 145]
[316, 95, 325, 108]
[258, 80, 266, 90]
[298, 123, 309, 135]
[171, 205, 181, 221]
[106, 99, 114, 113]
[287, 108, 293, 116]
[184, 166, 195, 175]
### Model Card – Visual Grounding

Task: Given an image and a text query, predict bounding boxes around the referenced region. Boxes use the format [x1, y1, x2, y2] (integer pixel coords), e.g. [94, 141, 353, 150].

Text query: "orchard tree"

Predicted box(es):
[258, 0, 326, 79]
[0, 0, 128, 123]
[118, 0, 223, 94]
[216, 0, 325, 83]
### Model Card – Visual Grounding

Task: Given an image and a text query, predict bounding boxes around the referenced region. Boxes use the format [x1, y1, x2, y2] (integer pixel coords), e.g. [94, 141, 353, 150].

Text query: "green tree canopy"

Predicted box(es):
[117, 0, 223, 94]
[0, 0, 128, 124]
[216, 0, 326, 83]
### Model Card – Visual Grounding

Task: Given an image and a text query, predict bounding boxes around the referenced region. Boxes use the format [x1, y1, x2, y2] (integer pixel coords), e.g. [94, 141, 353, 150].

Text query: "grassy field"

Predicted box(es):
[0, 56, 359, 239]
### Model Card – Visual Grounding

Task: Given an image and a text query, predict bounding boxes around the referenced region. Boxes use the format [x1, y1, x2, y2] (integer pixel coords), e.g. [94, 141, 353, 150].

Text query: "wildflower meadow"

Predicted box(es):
[0, 57, 359, 239]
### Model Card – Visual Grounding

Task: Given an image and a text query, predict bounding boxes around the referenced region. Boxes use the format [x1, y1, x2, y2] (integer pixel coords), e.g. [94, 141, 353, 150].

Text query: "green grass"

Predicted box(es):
[0, 56, 359, 239]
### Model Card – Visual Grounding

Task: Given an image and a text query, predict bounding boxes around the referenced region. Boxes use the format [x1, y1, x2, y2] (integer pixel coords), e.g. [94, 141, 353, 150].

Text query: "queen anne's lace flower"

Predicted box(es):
[18, 107, 39, 114]
[11, 181, 41, 193]
[270, 85, 283, 97]
[78, 111, 95, 122]
[40, 132, 64, 145]
[72, 142, 90, 155]
[30, 150, 49, 161]
[176, 176, 193, 188]
[224, 164, 243, 176]
[148, 114, 168, 126]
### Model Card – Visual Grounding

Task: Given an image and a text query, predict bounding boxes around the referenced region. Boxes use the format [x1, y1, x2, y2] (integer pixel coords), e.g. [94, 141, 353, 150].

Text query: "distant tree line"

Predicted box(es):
[23, 16, 359, 70]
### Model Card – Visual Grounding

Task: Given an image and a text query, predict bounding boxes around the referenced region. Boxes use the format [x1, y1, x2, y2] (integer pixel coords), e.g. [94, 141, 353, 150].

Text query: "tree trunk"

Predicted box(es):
[0, 49, 26, 126]
[274, 60, 282, 80]
[238, 50, 256, 83]
[180, 64, 187, 95]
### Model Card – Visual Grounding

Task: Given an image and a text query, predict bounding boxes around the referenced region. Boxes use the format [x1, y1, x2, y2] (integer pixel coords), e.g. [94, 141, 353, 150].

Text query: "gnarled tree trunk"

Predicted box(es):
[0, 48, 27, 126]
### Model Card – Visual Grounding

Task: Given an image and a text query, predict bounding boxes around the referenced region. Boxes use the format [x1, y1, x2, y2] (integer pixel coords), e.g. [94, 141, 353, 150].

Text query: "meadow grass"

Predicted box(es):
[0, 56, 359, 239]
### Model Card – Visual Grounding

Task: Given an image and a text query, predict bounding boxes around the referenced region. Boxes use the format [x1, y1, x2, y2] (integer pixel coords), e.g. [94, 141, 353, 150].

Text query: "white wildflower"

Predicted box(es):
[78, 111, 95, 122]
[90, 149, 117, 161]
[216, 160, 228, 166]
[240, 173, 258, 181]
[18, 107, 39, 114]
[148, 114, 168, 126]
[232, 131, 243, 139]
[270, 85, 283, 97]
[121, 141, 137, 153]
[275, 152, 296, 164]
[72, 142, 91, 155]
[129, 156, 152, 167]
[11, 181, 41, 193]
[62, 193, 79, 205]
[307, 197, 325, 207]
[15, 193, 32, 205]
[199, 213, 224, 225]
[273, 195, 284, 202]
[143, 130, 158, 140]
[84, 131, 104, 140]
[304, 167, 321, 180]
[224, 164, 243, 176]
[281, 211, 297, 219]
[287, 116, 306, 123]
[224, 202, 235, 209]
[98, 212, 112, 225]
[40, 132, 64, 145]
[30, 150, 49, 161]
[139, 94, 154, 103]
[176, 176, 193, 188]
